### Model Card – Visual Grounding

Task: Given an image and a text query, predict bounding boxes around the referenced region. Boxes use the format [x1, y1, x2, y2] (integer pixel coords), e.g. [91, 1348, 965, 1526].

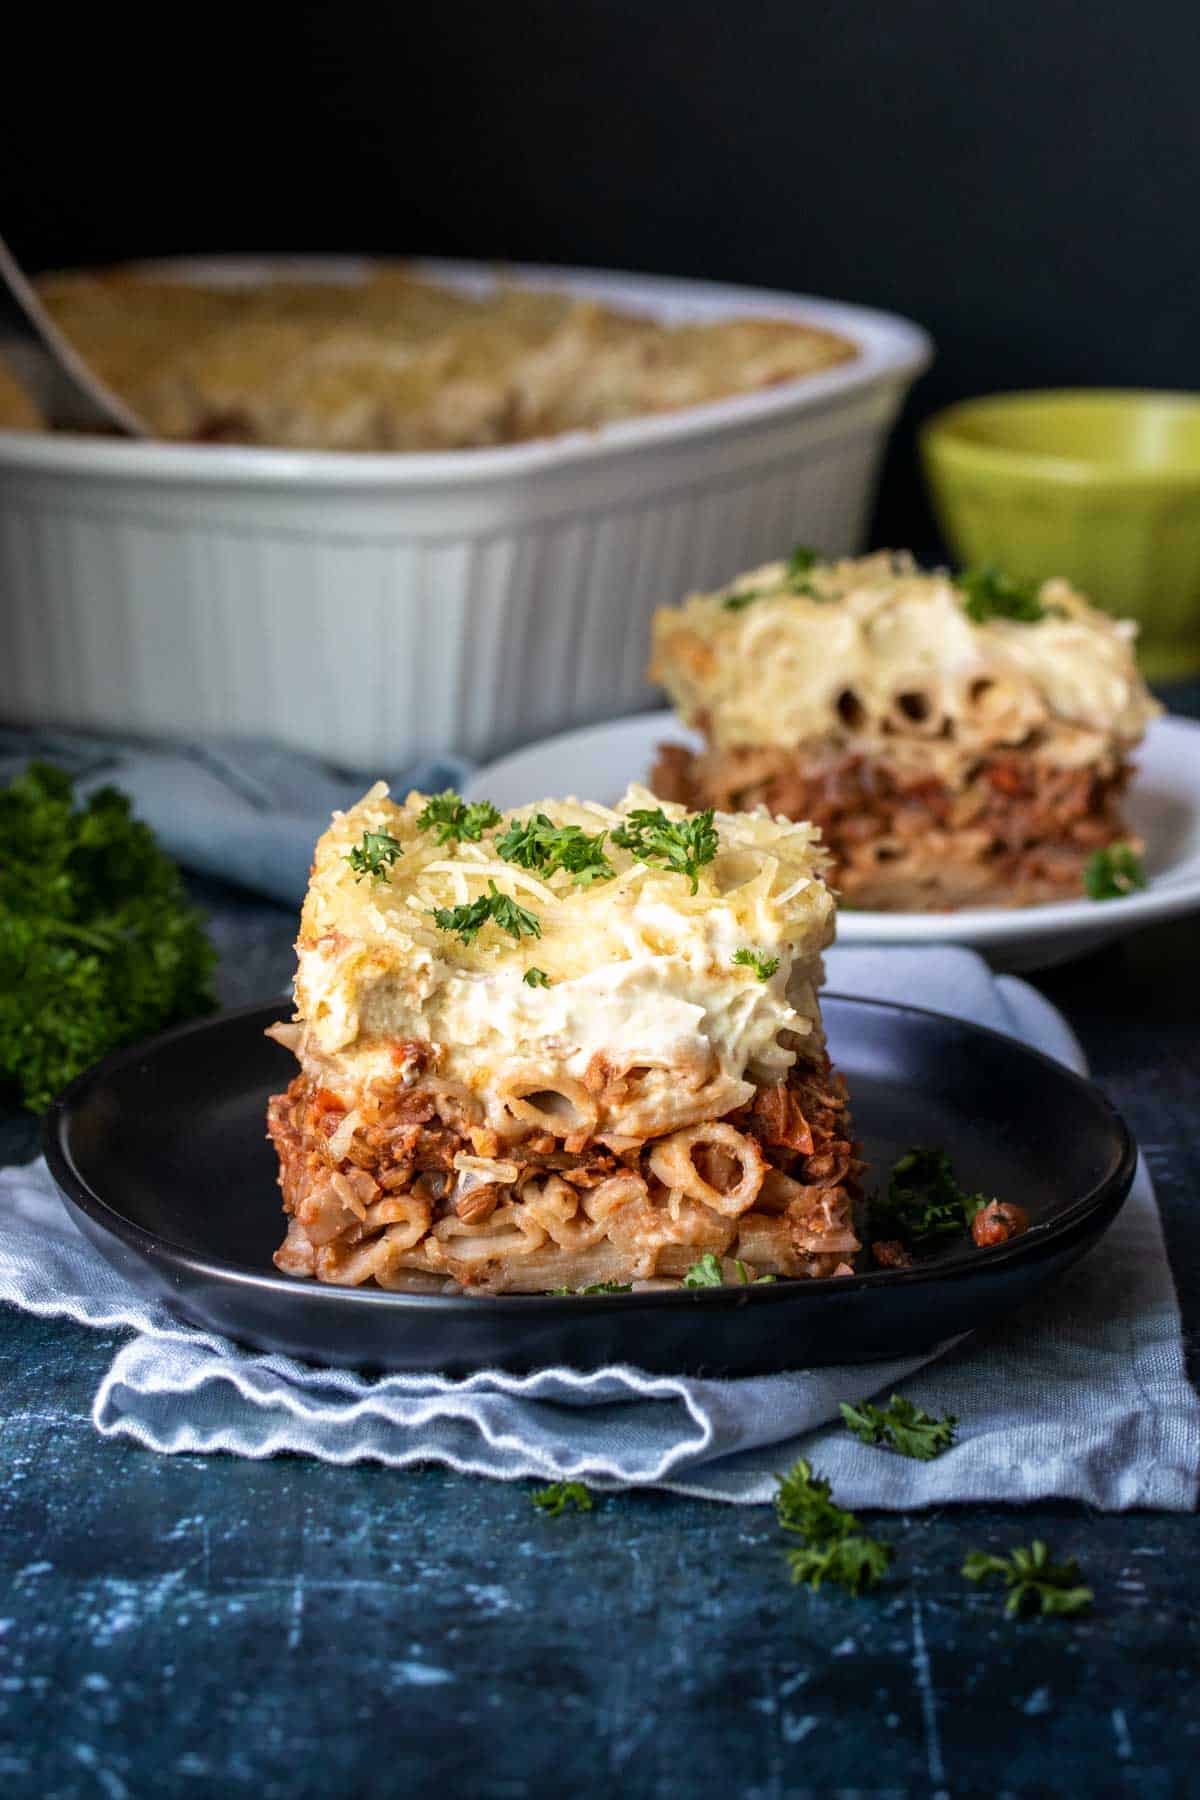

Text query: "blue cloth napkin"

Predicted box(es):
[2, 947, 1196, 1508]
[0, 727, 468, 905]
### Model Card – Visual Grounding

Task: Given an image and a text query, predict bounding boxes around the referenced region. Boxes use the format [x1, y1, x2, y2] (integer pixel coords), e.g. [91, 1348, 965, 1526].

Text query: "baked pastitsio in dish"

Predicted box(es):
[267, 784, 861, 1293]
[649, 552, 1161, 911]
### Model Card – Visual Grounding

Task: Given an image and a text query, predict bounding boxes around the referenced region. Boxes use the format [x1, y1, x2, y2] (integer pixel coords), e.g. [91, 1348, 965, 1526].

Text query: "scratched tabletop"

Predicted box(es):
[1, 691, 1199, 1800]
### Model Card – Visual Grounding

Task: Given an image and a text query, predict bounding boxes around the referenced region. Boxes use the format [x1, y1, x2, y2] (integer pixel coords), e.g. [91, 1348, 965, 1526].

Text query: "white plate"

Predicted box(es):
[466, 711, 1200, 971]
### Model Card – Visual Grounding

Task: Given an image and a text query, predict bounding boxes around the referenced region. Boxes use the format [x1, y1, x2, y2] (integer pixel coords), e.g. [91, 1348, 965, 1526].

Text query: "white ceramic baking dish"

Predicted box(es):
[0, 258, 931, 766]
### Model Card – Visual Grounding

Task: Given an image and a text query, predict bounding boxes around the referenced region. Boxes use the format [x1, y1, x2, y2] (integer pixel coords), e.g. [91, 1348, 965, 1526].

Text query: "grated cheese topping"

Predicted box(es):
[291, 783, 834, 1105]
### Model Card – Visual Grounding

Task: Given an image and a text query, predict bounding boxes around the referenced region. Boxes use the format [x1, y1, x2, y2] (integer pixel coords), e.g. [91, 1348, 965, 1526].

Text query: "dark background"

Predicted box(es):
[5, 0, 1199, 543]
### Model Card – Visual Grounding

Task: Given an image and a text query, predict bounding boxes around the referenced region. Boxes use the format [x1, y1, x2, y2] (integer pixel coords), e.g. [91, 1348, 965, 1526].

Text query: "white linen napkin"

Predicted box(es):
[1, 947, 1196, 1508]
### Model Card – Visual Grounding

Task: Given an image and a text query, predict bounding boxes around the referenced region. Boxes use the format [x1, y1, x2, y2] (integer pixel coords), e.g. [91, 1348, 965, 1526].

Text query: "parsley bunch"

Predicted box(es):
[841, 1395, 958, 1461]
[963, 1541, 1093, 1617]
[775, 1459, 893, 1595]
[611, 807, 719, 893]
[417, 791, 501, 845]
[1084, 843, 1147, 901]
[432, 881, 541, 946]
[496, 814, 615, 887]
[0, 763, 216, 1113]
[870, 1148, 990, 1252]
[958, 565, 1047, 624]
[346, 829, 403, 882]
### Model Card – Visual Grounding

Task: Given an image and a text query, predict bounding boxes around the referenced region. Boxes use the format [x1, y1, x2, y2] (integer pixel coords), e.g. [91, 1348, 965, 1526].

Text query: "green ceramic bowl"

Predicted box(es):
[920, 390, 1200, 680]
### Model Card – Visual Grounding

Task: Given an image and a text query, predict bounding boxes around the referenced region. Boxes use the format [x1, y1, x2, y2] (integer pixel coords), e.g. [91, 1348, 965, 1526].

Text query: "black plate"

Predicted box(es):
[43, 997, 1137, 1377]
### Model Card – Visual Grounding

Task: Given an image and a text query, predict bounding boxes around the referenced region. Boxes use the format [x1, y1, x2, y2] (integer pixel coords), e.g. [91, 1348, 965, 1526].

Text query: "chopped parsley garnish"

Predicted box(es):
[548, 1280, 632, 1295]
[1084, 843, 1147, 902]
[958, 565, 1046, 624]
[611, 807, 719, 893]
[786, 543, 819, 582]
[683, 1252, 725, 1287]
[775, 1458, 893, 1595]
[963, 1541, 1093, 1618]
[531, 1481, 593, 1517]
[346, 829, 404, 882]
[431, 880, 541, 946]
[722, 545, 824, 611]
[733, 947, 780, 982]
[0, 762, 216, 1114]
[735, 1259, 776, 1285]
[496, 814, 615, 886]
[869, 1147, 990, 1252]
[841, 1394, 958, 1461]
[523, 966, 552, 988]
[417, 790, 501, 845]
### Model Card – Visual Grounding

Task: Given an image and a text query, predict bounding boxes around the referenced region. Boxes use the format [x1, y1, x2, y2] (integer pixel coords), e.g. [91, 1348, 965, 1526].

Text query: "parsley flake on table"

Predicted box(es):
[496, 814, 615, 886]
[958, 565, 1047, 624]
[523, 966, 552, 988]
[417, 791, 501, 845]
[683, 1252, 725, 1287]
[732, 947, 780, 981]
[531, 1481, 594, 1517]
[0, 762, 216, 1114]
[611, 807, 719, 892]
[963, 1540, 1093, 1617]
[432, 881, 541, 946]
[1084, 843, 1147, 901]
[840, 1394, 958, 1460]
[346, 829, 404, 882]
[869, 1147, 991, 1252]
[775, 1458, 893, 1596]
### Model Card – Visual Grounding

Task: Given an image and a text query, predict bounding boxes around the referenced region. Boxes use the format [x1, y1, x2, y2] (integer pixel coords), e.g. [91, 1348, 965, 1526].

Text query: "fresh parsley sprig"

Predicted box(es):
[432, 881, 541, 946]
[1084, 843, 1147, 902]
[549, 1280, 633, 1295]
[346, 830, 404, 883]
[611, 807, 719, 893]
[496, 814, 615, 887]
[963, 1541, 1093, 1617]
[735, 1260, 776, 1285]
[733, 947, 780, 981]
[958, 565, 1046, 624]
[523, 966, 552, 988]
[869, 1148, 990, 1252]
[721, 543, 824, 611]
[841, 1395, 958, 1461]
[531, 1481, 593, 1517]
[775, 1458, 893, 1595]
[417, 791, 501, 845]
[683, 1253, 725, 1288]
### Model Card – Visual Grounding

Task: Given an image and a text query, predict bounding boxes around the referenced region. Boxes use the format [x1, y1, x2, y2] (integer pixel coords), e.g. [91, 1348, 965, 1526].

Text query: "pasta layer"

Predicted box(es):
[267, 1042, 861, 1293]
[651, 740, 1135, 911]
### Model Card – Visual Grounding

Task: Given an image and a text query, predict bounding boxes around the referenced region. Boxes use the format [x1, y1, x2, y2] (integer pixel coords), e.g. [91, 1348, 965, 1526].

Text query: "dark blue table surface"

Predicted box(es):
[1, 691, 1198, 1799]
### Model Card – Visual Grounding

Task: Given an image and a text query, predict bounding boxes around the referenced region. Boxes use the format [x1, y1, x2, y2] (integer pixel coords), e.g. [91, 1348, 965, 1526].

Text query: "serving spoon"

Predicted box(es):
[0, 231, 148, 435]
